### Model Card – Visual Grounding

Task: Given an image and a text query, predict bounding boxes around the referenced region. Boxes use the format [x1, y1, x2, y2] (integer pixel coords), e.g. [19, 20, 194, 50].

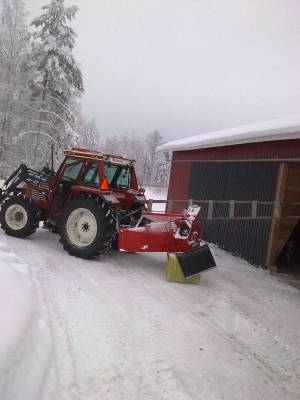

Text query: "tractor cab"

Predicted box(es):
[50, 148, 145, 218]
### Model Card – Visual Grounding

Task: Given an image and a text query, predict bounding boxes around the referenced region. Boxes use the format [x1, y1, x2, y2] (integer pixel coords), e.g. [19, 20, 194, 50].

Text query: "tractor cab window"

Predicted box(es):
[83, 163, 100, 187]
[105, 164, 131, 189]
[61, 158, 84, 183]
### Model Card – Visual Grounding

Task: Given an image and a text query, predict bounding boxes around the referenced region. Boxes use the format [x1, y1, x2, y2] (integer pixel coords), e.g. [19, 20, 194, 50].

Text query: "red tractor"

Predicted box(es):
[0, 148, 215, 275]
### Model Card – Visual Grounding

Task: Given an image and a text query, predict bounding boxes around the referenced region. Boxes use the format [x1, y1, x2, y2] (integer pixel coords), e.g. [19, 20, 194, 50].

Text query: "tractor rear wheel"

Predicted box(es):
[0, 195, 39, 238]
[60, 196, 116, 259]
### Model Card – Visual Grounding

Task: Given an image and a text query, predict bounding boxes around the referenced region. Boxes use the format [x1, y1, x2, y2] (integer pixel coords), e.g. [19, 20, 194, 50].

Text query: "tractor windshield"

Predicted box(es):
[62, 158, 84, 182]
[105, 163, 131, 189]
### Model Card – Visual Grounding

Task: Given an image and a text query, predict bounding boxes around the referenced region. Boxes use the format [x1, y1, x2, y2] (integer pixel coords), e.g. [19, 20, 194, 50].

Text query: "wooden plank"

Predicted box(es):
[285, 192, 300, 202]
[286, 176, 300, 185]
[285, 186, 300, 194]
[281, 205, 300, 216]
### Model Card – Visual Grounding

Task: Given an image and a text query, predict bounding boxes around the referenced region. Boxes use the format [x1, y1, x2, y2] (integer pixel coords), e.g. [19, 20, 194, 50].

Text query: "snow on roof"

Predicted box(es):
[157, 115, 300, 152]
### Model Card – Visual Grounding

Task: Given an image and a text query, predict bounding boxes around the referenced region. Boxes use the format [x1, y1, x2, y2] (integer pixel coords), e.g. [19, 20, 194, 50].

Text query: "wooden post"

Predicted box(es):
[167, 199, 174, 213]
[208, 200, 214, 220]
[251, 201, 258, 219]
[229, 200, 235, 219]
[148, 199, 153, 212]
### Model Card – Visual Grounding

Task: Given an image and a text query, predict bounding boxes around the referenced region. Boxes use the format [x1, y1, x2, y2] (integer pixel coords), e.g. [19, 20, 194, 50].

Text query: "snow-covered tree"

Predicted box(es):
[28, 0, 84, 166]
[154, 151, 171, 187]
[103, 130, 170, 187]
[74, 111, 99, 150]
[144, 130, 163, 186]
[30, 0, 83, 103]
[0, 0, 30, 177]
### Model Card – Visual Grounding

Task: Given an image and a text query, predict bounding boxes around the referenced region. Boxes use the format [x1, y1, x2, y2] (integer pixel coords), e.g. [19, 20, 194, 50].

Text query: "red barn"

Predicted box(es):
[158, 116, 300, 271]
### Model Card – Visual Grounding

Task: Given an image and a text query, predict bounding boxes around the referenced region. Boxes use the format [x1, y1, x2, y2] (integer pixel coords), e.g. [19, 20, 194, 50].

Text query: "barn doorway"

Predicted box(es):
[276, 220, 300, 274]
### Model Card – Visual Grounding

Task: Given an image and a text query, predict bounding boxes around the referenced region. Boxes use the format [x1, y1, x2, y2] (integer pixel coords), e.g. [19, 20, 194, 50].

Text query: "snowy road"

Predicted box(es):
[0, 229, 300, 400]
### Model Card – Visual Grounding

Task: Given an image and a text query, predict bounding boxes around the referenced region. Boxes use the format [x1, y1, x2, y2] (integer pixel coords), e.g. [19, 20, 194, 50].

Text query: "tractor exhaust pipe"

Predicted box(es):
[51, 143, 54, 174]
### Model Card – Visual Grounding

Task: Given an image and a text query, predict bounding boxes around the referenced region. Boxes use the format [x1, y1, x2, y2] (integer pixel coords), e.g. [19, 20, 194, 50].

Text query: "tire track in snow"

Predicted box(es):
[19, 244, 90, 399]
[58, 258, 186, 399]
[12, 233, 192, 399]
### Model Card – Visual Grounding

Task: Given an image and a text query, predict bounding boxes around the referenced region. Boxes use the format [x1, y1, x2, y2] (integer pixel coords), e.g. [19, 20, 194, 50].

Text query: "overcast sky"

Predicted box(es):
[27, 0, 300, 141]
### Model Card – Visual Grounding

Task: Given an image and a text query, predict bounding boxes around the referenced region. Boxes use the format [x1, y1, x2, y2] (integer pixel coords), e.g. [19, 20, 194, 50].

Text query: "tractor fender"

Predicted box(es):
[69, 186, 120, 206]
[101, 193, 120, 205]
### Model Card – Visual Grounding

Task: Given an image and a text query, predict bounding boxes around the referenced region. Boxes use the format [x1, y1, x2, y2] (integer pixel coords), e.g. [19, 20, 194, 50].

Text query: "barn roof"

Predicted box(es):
[157, 115, 300, 152]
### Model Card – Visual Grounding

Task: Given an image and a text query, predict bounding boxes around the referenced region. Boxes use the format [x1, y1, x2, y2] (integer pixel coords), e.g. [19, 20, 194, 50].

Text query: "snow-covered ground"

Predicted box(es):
[0, 228, 300, 400]
[145, 186, 168, 211]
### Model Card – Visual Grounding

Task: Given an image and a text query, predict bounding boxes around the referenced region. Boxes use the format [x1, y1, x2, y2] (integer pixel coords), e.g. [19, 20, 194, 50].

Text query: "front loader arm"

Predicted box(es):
[0, 164, 50, 203]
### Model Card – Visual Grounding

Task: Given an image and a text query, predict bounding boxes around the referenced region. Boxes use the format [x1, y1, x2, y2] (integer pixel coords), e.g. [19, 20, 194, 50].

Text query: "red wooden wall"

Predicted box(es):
[167, 138, 300, 212]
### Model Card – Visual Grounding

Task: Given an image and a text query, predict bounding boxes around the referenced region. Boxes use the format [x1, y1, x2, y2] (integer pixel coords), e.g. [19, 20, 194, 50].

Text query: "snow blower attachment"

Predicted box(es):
[118, 205, 216, 277]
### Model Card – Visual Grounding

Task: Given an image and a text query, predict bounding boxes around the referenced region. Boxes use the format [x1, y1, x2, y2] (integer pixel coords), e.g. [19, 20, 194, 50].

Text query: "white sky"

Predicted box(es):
[27, 0, 300, 140]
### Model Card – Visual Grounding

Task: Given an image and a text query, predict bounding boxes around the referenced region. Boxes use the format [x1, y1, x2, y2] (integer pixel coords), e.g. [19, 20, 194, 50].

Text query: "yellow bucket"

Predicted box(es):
[166, 253, 200, 284]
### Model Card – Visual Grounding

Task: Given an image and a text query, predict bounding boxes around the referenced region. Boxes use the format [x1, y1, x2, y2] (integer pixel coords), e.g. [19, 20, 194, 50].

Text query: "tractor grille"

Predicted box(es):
[32, 188, 47, 201]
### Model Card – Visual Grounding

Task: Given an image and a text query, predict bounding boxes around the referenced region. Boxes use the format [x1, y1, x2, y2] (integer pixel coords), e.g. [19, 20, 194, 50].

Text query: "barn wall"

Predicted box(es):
[167, 138, 300, 264]
[188, 161, 279, 265]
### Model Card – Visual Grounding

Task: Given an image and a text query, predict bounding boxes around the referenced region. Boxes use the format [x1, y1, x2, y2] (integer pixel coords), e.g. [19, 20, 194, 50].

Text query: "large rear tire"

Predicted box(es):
[0, 195, 39, 238]
[60, 196, 116, 259]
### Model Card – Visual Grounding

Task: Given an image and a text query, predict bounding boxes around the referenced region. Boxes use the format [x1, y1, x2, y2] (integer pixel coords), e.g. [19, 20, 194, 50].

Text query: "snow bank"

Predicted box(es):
[0, 237, 39, 399]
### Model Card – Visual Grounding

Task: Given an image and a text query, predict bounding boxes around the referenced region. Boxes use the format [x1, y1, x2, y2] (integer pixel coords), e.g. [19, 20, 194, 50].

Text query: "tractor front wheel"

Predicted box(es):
[60, 197, 115, 259]
[0, 195, 39, 238]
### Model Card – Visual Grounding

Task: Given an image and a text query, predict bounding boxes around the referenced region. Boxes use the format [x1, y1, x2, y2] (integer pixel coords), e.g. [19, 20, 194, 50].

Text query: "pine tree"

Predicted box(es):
[29, 0, 83, 165]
